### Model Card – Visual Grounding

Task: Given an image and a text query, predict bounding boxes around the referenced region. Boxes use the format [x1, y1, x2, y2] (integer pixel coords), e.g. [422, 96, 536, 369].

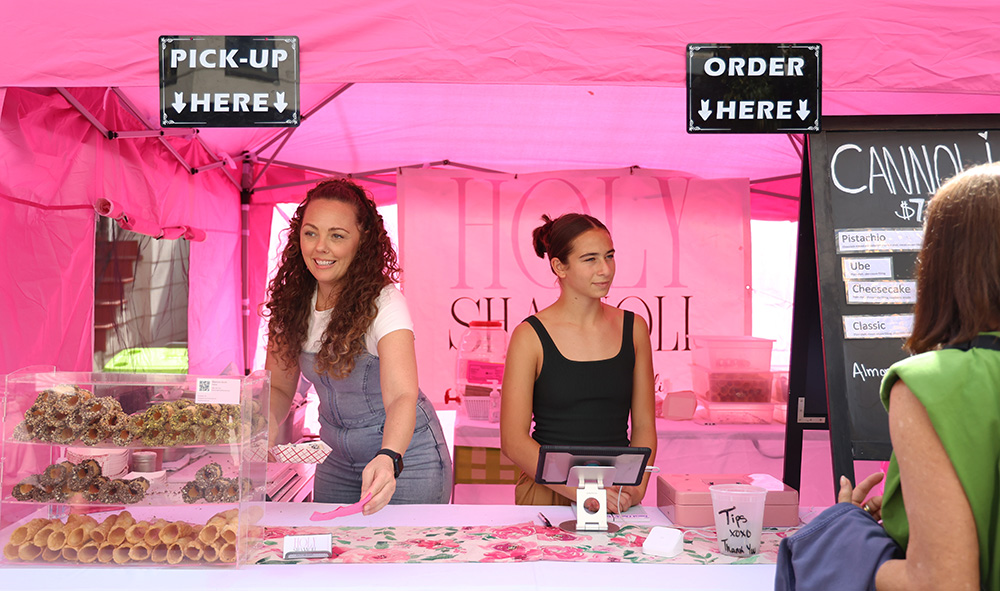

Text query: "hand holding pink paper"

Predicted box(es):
[309, 492, 374, 521]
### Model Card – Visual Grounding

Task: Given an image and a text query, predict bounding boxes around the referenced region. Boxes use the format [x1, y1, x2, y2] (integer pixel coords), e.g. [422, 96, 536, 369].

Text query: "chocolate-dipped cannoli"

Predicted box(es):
[195, 462, 224, 486]
[79, 423, 107, 446]
[181, 481, 203, 504]
[111, 425, 134, 447]
[127, 412, 147, 437]
[219, 477, 241, 503]
[52, 424, 78, 445]
[23, 403, 48, 427]
[140, 425, 164, 446]
[79, 396, 108, 422]
[169, 406, 197, 432]
[12, 420, 34, 442]
[161, 431, 179, 447]
[203, 480, 225, 503]
[99, 410, 128, 433]
[178, 427, 199, 445]
[196, 403, 220, 426]
[11, 476, 42, 501]
[99, 478, 126, 504]
[83, 476, 110, 502]
[54, 387, 93, 415]
[33, 423, 56, 442]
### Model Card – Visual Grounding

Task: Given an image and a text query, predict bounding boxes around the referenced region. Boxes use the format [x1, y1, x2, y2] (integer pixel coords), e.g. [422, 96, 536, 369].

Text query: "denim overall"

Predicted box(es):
[300, 351, 452, 504]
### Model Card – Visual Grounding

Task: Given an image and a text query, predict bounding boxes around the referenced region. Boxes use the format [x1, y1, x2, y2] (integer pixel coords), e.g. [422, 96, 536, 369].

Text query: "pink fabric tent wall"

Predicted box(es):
[3, 0, 1000, 376]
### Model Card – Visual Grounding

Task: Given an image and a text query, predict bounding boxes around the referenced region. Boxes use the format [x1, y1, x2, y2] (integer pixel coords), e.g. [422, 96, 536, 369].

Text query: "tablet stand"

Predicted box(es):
[559, 465, 620, 533]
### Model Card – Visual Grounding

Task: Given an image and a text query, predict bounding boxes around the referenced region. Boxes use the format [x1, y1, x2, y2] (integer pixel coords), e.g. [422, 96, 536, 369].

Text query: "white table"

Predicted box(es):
[3, 503, 778, 591]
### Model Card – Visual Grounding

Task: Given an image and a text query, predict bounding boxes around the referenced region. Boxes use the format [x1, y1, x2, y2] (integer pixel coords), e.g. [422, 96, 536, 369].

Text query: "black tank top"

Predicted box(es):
[526, 311, 635, 447]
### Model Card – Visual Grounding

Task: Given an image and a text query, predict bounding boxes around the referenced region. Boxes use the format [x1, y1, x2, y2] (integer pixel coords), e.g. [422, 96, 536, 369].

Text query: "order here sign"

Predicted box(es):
[687, 43, 821, 134]
[159, 36, 299, 128]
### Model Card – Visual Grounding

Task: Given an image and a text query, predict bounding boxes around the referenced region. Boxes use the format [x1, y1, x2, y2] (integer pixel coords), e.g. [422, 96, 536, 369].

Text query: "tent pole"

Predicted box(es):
[241, 159, 255, 375]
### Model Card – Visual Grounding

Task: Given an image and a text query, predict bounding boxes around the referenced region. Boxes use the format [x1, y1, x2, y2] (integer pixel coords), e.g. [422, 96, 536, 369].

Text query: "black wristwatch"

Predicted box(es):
[376, 448, 404, 478]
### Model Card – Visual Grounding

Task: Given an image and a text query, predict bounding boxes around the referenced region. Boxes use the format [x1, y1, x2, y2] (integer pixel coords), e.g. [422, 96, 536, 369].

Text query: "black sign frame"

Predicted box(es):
[687, 43, 821, 134]
[159, 35, 300, 128]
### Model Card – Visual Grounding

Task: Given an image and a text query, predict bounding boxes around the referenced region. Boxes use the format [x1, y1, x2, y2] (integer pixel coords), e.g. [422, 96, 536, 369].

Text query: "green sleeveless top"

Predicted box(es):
[879, 332, 1000, 589]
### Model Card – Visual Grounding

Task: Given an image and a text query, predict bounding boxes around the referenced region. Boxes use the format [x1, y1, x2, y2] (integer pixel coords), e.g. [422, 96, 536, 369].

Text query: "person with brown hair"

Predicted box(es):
[781, 162, 1000, 590]
[264, 178, 451, 514]
[500, 213, 656, 511]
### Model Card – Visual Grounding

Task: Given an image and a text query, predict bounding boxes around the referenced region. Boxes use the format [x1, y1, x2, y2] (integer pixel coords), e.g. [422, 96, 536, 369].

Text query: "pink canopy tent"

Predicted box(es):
[2, 0, 999, 376]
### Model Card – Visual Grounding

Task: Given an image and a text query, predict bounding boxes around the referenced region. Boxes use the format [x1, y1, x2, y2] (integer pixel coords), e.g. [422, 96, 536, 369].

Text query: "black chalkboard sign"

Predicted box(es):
[808, 115, 1000, 483]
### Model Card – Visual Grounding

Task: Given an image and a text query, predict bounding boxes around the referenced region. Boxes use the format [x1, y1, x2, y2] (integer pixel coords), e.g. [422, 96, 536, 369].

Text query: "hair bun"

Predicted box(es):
[531, 215, 554, 259]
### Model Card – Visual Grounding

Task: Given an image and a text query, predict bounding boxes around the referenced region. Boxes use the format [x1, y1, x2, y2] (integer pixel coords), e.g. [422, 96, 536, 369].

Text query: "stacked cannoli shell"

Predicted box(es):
[180, 463, 246, 504]
[11, 459, 149, 504]
[2, 509, 240, 565]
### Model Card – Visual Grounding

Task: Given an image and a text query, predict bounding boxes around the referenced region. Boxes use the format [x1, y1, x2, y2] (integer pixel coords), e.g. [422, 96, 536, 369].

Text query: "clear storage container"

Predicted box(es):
[456, 321, 506, 422]
[1, 367, 268, 568]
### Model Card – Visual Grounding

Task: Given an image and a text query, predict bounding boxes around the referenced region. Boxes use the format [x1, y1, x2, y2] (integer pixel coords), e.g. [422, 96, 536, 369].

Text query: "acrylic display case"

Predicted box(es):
[0, 366, 268, 567]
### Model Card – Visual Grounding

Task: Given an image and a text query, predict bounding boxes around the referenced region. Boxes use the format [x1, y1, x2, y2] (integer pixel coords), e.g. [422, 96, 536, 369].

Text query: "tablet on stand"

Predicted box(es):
[535, 445, 652, 533]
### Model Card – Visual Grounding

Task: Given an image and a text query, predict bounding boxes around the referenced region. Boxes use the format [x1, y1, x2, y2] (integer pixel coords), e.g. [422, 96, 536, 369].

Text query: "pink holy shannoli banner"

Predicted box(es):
[398, 168, 751, 405]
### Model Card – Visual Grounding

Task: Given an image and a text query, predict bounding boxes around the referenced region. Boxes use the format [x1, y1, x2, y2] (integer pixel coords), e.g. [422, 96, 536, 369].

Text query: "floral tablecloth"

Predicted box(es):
[253, 522, 791, 565]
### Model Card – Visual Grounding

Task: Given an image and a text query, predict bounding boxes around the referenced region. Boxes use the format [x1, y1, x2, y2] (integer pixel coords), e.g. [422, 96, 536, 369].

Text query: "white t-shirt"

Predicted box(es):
[304, 284, 414, 356]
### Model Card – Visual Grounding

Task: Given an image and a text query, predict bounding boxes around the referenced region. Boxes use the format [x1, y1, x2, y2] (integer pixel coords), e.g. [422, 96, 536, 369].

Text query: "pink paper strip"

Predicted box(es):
[310, 493, 373, 521]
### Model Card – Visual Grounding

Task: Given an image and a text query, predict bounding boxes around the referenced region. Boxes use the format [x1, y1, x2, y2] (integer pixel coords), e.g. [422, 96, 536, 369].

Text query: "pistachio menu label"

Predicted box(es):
[810, 121, 1000, 459]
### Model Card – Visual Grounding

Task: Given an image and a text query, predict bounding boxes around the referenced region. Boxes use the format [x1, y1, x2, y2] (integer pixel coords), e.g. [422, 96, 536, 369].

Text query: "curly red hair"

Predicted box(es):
[263, 179, 400, 378]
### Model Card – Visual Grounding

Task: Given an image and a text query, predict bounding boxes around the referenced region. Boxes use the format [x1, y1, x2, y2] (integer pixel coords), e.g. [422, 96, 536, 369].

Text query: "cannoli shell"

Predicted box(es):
[96, 542, 116, 564]
[159, 521, 192, 545]
[218, 542, 237, 564]
[128, 542, 151, 561]
[112, 544, 132, 564]
[125, 520, 150, 545]
[3, 542, 20, 561]
[66, 521, 97, 548]
[144, 518, 169, 547]
[182, 538, 204, 562]
[41, 546, 63, 562]
[150, 543, 169, 563]
[166, 542, 186, 565]
[78, 542, 100, 563]
[10, 518, 49, 546]
[60, 546, 78, 562]
[220, 523, 238, 544]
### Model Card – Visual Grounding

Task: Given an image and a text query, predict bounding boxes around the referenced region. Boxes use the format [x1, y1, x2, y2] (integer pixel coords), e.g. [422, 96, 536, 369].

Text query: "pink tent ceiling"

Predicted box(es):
[3, 0, 1000, 375]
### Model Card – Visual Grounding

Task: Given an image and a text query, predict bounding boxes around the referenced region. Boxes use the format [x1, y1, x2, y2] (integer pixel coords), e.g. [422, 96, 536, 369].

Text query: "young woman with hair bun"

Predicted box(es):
[500, 213, 657, 511]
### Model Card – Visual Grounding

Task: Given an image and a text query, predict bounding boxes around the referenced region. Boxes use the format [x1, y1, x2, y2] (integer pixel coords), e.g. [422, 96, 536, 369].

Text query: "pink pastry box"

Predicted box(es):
[656, 473, 799, 527]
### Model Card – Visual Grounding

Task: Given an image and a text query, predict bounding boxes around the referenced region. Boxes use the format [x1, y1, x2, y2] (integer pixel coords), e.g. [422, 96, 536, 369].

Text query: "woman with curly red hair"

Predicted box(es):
[264, 178, 451, 514]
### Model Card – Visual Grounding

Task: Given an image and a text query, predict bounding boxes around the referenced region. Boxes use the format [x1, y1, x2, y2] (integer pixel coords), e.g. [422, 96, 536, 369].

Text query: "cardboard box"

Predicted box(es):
[657, 473, 799, 527]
